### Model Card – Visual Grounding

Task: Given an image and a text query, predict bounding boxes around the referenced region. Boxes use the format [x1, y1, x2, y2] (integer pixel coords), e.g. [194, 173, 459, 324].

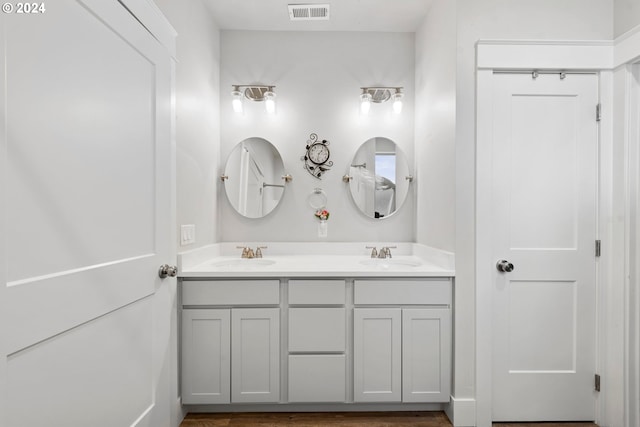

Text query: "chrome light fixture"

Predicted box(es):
[231, 85, 277, 114]
[359, 86, 404, 116]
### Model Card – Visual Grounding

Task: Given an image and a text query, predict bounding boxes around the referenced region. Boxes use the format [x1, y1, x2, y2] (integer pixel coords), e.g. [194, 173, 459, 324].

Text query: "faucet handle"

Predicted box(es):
[255, 246, 267, 258]
[236, 246, 249, 258]
[365, 246, 378, 258]
[379, 246, 397, 258]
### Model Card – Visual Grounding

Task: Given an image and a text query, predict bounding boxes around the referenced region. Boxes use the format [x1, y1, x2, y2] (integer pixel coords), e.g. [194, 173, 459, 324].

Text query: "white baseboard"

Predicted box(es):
[173, 397, 186, 427]
[445, 396, 476, 427]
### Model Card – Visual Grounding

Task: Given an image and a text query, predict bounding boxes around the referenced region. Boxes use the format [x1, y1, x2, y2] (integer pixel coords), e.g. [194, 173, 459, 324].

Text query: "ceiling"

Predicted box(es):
[202, 0, 434, 32]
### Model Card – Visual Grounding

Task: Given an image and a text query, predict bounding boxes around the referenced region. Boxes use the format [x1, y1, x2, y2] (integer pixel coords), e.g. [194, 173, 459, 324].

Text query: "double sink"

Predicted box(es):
[207, 256, 423, 271]
[178, 243, 455, 277]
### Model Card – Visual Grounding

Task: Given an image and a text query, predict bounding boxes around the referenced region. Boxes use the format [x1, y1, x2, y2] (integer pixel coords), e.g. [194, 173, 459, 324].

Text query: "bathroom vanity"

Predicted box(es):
[178, 243, 454, 411]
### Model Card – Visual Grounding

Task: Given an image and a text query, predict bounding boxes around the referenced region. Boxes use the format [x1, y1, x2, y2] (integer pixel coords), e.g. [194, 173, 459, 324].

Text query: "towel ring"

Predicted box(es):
[307, 188, 327, 210]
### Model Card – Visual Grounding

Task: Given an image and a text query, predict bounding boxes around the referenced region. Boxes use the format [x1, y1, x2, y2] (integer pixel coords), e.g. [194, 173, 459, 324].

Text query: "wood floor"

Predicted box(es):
[179, 412, 598, 427]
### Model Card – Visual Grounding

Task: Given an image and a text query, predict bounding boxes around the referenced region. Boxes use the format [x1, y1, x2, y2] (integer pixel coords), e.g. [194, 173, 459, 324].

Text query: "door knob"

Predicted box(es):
[158, 264, 178, 279]
[496, 259, 514, 273]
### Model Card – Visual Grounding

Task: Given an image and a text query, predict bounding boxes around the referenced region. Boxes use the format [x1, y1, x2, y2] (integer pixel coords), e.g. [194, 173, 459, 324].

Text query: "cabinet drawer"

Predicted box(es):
[182, 280, 279, 306]
[288, 355, 346, 402]
[288, 280, 345, 305]
[354, 279, 451, 305]
[289, 308, 346, 352]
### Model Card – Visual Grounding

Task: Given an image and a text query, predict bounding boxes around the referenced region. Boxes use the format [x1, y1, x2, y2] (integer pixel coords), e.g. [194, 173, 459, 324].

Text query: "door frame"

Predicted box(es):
[626, 61, 640, 427]
[475, 40, 614, 427]
[615, 25, 640, 427]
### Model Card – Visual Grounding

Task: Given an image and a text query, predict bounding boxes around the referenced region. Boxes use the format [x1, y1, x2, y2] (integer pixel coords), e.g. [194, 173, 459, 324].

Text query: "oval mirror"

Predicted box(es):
[347, 137, 411, 219]
[223, 137, 285, 218]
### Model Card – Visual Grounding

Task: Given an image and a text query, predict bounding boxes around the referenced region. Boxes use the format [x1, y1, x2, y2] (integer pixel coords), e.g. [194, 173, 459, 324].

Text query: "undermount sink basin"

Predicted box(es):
[210, 259, 276, 268]
[359, 258, 422, 268]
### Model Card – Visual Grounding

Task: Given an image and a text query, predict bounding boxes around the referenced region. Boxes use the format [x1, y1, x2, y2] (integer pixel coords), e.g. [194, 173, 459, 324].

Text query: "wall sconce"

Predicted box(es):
[231, 85, 277, 114]
[359, 87, 403, 116]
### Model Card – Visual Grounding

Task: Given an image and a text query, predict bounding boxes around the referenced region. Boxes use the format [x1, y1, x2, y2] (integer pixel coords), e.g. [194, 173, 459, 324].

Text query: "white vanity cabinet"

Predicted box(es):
[353, 279, 452, 403]
[179, 274, 453, 407]
[181, 280, 280, 404]
[287, 280, 347, 403]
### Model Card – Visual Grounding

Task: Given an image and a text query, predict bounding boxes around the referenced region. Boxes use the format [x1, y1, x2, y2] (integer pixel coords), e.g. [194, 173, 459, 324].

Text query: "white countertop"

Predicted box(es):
[178, 243, 455, 278]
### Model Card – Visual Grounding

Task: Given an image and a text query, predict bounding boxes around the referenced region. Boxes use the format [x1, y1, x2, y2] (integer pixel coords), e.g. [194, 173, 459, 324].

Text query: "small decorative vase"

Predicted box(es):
[318, 220, 328, 238]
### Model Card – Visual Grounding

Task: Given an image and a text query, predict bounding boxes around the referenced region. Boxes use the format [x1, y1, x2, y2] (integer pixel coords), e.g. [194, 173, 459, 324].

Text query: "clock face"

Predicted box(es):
[308, 143, 330, 165]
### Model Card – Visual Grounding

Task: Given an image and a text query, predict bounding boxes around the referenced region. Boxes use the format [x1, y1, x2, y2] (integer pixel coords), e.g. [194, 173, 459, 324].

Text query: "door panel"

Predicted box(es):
[182, 309, 231, 404]
[491, 73, 598, 421]
[507, 281, 577, 372]
[231, 308, 280, 403]
[402, 308, 451, 403]
[353, 308, 401, 402]
[509, 95, 579, 250]
[1, 0, 174, 425]
[6, 0, 156, 283]
[7, 299, 154, 426]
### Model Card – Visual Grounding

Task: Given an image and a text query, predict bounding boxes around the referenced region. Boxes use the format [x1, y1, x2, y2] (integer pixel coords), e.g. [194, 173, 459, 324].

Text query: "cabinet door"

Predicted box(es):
[231, 308, 280, 403]
[402, 309, 451, 403]
[353, 308, 401, 402]
[181, 309, 230, 404]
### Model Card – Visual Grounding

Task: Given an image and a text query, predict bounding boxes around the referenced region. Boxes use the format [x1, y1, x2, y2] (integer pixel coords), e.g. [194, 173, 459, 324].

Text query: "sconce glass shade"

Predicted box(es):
[360, 92, 372, 116]
[264, 90, 276, 114]
[392, 90, 403, 114]
[359, 86, 404, 116]
[231, 88, 244, 113]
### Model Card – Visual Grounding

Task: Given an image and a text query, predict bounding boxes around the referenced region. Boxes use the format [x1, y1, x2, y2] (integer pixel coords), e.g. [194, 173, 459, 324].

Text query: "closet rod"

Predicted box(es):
[493, 70, 597, 79]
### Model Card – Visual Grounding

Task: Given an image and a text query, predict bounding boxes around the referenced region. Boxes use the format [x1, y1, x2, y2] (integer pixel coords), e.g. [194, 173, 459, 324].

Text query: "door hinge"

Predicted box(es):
[595, 240, 601, 257]
[595, 374, 601, 392]
[596, 103, 601, 122]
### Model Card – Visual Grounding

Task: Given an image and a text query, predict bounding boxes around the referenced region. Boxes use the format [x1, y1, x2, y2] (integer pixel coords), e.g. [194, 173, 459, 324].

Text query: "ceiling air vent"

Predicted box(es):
[288, 4, 330, 21]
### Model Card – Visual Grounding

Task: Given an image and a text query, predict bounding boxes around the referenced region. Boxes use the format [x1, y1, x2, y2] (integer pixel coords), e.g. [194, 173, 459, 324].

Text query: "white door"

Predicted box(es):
[353, 308, 402, 402]
[0, 1, 174, 426]
[231, 308, 280, 403]
[491, 73, 598, 421]
[402, 308, 451, 403]
[182, 309, 231, 404]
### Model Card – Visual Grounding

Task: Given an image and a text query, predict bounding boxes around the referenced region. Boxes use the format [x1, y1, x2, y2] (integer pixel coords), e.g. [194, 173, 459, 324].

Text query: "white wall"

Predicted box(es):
[415, 0, 456, 252]
[455, 0, 614, 420]
[615, 0, 640, 37]
[219, 31, 415, 243]
[154, 0, 221, 252]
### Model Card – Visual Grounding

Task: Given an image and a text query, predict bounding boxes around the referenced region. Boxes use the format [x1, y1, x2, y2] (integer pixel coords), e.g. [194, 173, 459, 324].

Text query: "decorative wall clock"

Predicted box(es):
[301, 133, 333, 179]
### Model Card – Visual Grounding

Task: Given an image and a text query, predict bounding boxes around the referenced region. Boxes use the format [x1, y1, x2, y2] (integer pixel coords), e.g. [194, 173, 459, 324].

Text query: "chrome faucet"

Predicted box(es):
[378, 246, 397, 259]
[366, 246, 378, 258]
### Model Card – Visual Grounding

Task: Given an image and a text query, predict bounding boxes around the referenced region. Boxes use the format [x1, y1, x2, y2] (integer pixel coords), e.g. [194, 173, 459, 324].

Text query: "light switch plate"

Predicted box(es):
[180, 224, 195, 246]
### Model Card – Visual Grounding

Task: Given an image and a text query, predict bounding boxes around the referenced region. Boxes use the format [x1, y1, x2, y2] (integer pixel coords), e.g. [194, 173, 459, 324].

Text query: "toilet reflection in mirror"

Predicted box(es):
[347, 137, 411, 219]
[223, 137, 285, 218]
